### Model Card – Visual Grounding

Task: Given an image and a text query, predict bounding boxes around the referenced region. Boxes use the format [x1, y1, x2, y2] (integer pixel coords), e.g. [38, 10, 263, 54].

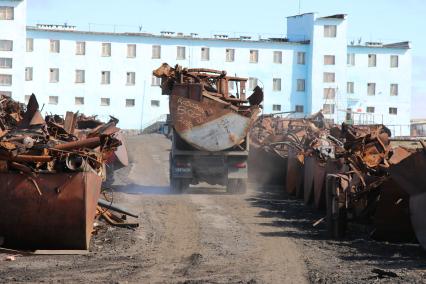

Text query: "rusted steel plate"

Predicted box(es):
[0, 172, 101, 250]
[171, 95, 257, 151]
[286, 148, 303, 195]
[112, 132, 129, 168]
[389, 151, 426, 250]
[313, 159, 326, 209]
[303, 156, 315, 205]
[372, 179, 414, 241]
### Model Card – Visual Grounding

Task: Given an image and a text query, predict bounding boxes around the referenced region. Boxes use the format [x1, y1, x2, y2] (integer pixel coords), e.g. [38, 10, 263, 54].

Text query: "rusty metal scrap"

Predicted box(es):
[153, 63, 263, 152]
[0, 94, 126, 250]
[251, 114, 426, 250]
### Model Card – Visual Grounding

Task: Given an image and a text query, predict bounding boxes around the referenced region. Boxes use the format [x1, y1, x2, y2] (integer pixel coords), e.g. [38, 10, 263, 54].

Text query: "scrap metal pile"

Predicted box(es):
[250, 113, 426, 250]
[0, 94, 121, 176]
[153, 63, 263, 151]
[0, 94, 125, 250]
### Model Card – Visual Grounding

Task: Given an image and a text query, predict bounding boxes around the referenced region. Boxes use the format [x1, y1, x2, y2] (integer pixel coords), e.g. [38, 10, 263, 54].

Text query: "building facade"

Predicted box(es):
[0, 0, 412, 135]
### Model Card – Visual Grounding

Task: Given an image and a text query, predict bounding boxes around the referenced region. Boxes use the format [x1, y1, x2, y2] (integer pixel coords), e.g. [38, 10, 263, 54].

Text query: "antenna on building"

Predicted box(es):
[298, 0, 301, 14]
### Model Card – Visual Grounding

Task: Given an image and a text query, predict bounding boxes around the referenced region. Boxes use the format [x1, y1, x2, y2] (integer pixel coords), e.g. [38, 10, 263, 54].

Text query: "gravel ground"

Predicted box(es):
[0, 134, 425, 283]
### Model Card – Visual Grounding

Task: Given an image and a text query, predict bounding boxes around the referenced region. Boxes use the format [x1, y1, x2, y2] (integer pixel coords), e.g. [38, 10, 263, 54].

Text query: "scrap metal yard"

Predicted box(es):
[0, 65, 425, 283]
[1, 134, 425, 283]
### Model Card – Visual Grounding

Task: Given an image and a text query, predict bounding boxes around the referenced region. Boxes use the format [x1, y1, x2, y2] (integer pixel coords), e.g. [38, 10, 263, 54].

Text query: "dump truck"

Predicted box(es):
[153, 64, 263, 193]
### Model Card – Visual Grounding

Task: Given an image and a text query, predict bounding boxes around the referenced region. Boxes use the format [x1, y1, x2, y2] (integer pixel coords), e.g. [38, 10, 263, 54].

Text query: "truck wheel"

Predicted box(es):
[227, 179, 247, 194]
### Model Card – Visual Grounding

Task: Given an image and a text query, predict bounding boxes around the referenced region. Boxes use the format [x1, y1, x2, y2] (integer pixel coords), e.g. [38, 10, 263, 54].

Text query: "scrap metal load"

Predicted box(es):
[0, 94, 123, 250]
[153, 63, 263, 152]
[250, 113, 426, 250]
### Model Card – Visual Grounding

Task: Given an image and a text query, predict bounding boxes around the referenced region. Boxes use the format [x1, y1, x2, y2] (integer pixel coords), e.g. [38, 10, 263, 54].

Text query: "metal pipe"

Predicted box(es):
[98, 198, 138, 218]
[54, 137, 100, 150]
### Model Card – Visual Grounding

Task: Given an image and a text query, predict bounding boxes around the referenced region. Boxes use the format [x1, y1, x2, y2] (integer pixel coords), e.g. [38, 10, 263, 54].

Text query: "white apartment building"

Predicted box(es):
[0, 1, 412, 135]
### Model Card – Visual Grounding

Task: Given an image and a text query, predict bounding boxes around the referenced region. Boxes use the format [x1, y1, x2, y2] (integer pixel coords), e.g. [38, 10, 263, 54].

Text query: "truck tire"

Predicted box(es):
[227, 179, 247, 194]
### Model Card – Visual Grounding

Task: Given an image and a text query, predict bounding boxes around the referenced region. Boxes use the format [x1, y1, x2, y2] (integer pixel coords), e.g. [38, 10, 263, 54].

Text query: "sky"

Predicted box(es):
[27, 0, 426, 118]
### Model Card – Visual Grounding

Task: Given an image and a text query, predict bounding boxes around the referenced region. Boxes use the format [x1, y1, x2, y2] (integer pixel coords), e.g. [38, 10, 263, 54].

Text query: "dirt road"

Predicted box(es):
[1, 134, 425, 283]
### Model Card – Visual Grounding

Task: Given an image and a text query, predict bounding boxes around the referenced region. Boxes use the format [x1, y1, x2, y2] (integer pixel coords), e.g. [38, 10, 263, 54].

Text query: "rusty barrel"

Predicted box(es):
[0, 171, 101, 250]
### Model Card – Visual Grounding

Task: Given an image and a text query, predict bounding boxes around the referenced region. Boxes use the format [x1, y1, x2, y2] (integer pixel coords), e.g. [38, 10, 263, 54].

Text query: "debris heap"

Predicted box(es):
[153, 63, 263, 151]
[250, 112, 426, 250]
[0, 94, 123, 250]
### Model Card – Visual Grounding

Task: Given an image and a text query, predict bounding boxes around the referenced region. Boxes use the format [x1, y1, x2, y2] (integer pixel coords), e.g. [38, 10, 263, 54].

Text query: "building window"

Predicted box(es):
[151, 100, 160, 107]
[0, 58, 12, 69]
[390, 55, 399, 68]
[0, 40, 13, 51]
[101, 71, 110, 84]
[366, 106, 375, 113]
[0, 6, 14, 20]
[295, 105, 304, 113]
[368, 54, 376, 67]
[226, 49, 235, 62]
[347, 82, 354, 94]
[101, 98, 110, 106]
[347, 53, 355, 66]
[152, 76, 161, 86]
[323, 88, 336, 99]
[323, 72, 335, 83]
[177, 46, 186, 60]
[367, 83, 376, 95]
[0, 74, 12, 86]
[49, 68, 59, 83]
[389, 107, 397, 115]
[249, 77, 258, 90]
[250, 50, 258, 63]
[390, 84, 398, 96]
[152, 45, 161, 59]
[127, 44, 136, 58]
[297, 79, 305, 92]
[272, 78, 281, 91]
[126, 72, 135, 85]
[102, 43, 111, 56]
[273, 51, 282, 64]
[297, 52, 305, 64]
[126, 99, 135, 107]
[324, 25, 337, 37]
[49, 96, 58, 105]
[272, 104, 281, 111]
[25, 67, 33, 81]
[324, 55, 335, 65]
[26, 38, 33, 52]
[75, 97, 84, 105]
[50, 40, 60, 53]
[323, 104, 335, 114]
[201, 47, 210, 61]
[75, 70, 85, 83]
[0, 91, 11, 97]
[76, 41, 85, 55]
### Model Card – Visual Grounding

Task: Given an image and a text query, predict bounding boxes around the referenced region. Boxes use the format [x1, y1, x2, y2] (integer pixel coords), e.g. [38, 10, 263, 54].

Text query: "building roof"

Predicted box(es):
[26, 26, 310, 45]
[348, 41, 411, 49]
[286, 12, 315, 18]
[319, 14, 347, 19]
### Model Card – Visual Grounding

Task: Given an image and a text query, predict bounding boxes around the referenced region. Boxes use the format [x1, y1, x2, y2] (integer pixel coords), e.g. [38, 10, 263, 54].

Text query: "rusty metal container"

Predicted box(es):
[0, 171, 101, 250]
[170, 90, 259, 152]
